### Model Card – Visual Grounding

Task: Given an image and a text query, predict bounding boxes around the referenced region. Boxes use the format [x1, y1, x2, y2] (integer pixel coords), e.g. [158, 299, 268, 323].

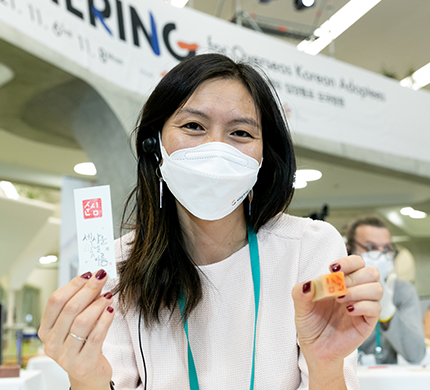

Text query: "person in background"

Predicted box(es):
[346, 216, 426, 364]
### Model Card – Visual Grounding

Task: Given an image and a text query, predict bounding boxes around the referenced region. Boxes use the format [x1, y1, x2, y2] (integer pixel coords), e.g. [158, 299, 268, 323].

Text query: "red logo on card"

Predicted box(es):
[83, 198, 102, 219]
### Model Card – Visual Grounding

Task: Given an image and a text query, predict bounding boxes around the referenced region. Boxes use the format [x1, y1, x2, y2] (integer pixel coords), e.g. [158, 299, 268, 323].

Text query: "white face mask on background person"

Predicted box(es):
[159, 136, 262, 221]
[361, 251, 394, 281]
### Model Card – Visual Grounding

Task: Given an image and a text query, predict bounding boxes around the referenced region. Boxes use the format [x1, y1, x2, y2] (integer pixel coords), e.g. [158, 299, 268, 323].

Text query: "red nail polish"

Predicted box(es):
[107, 306, 114, 313]
[337, 295, 346, 299]
[347, 305, 354, 312]
[331, 263, 341, 272]
[80, 272, 92, 279]
[95, 269, 107, 280]
[103, 292, 113, 300]
[302, 282, 311, 294]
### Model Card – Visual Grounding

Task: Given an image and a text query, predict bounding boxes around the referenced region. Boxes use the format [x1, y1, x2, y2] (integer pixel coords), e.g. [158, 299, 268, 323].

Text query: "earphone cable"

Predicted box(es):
[138, 311, 148, 389]
[137, 153, 148, 389]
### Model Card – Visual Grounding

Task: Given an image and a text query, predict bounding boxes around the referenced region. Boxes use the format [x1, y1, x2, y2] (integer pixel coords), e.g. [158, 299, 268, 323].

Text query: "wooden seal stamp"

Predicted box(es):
[312, 272, 347, 302]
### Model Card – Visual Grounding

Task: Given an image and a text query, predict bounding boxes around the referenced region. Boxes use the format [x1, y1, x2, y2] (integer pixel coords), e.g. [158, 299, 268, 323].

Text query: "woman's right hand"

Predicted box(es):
[38, 269, 115, 390]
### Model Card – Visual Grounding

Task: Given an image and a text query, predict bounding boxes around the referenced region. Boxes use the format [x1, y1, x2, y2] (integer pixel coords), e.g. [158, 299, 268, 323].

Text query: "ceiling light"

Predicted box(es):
[39, 255, 58, 264]
[74, 162, 97, 176]
[296, 169, 322, 182]
[409, 210, 427, 219]
[0, 181, 20, 199]
[297, 0, 381, 55]
[400, 62, 430, 90]
[166, 0, 189, 8]
[400, 206, 427, 219]
[399, 77, 414, 89]
[400, 207, 414, 216]
[293, 178, 308, 189]
[294, 0, 315, 10]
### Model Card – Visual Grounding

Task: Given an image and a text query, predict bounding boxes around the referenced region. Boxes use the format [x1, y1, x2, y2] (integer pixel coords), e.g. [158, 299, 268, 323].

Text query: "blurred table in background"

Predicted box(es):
[0, 369, 45, 390]
[358, 365, 430, 390]
[27, 356, 69, 390]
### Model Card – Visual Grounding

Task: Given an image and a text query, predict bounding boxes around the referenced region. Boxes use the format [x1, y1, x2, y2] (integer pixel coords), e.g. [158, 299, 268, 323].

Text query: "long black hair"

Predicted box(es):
[114, 53, 296, 325]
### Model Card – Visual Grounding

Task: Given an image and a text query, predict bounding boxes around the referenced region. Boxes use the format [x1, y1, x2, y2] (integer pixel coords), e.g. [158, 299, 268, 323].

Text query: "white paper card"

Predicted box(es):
[74, 185, 116, 278]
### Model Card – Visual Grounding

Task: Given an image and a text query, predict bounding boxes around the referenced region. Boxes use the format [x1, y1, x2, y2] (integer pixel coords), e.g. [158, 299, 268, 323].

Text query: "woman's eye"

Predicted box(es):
[232, 130, 252, 138]
[183, 122, 203, 130]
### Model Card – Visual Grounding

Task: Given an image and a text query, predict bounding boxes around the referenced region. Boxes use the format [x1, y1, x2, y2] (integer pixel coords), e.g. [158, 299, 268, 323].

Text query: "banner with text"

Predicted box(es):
[1, 0, 429, 162]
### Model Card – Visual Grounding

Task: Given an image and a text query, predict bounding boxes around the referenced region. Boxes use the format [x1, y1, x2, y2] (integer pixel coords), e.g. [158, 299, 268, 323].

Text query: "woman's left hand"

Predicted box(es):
[292, 255, 382, 371]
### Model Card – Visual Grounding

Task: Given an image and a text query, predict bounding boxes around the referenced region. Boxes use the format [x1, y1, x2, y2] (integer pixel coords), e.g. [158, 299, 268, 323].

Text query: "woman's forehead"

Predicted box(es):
[177, 78, 260, 121]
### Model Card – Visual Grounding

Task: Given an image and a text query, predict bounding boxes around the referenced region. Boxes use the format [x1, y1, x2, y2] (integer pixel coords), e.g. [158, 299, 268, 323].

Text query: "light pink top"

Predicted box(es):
[103, 213, 359, 389]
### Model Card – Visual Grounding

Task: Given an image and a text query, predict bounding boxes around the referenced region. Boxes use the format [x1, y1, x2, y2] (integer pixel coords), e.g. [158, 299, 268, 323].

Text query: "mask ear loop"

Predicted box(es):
[156, 166, 163, 209]
[248, 188, 254, 216]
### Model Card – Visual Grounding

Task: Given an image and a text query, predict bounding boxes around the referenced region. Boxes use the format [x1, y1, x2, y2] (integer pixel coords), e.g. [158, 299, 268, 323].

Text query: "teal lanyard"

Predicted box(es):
[374, 322, 383, 363]
[375, 322, 381, 349]
[178, 225, 261, 390]
[358, 321, 382, 363]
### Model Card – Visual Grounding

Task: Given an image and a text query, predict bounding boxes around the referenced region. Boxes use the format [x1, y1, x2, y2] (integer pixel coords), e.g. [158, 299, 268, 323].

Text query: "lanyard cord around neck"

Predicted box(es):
[178, 225, 261, 390]
[374, 322, 383, 362]
[358, 321, 382, 363]
[375, 322, 381, 349]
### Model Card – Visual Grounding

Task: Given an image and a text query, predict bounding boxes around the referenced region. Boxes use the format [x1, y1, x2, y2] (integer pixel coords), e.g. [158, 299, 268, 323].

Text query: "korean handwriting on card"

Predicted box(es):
[82, 232, 109, 267]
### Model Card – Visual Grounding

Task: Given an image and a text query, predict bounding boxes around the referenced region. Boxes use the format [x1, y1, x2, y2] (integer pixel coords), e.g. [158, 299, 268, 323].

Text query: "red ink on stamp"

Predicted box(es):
[322, 272, 347, 298]
[83, 198, 103, 219]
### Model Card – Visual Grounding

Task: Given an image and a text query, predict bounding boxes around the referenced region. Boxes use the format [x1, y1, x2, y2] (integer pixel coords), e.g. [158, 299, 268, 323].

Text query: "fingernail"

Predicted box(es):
[337, 295, 346, 299]
[103, 292, 112, 300]
[107, 306, 114, 313]
[302, 281, 311, 294]
[331, 263, 341, 272]
[95, 269, 107, 280]
[347, 305, 354, 312]
[80, 272, 92, 279]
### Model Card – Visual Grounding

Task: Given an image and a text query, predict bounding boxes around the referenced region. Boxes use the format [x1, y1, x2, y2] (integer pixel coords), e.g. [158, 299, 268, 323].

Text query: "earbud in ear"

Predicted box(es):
[142, 137, 157, 154]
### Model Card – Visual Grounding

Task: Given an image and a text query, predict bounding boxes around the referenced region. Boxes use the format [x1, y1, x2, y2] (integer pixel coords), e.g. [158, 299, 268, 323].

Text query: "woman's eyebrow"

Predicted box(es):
[176, 108, 210, 120]
[228, 117, 261, 129]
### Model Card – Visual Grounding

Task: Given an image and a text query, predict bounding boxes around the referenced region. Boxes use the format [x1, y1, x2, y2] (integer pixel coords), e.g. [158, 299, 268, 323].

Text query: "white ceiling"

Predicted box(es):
[292, 156, 430, 210]
[0, 194, 56, 275]
[190, 0, 430, 92]
[0, 127, 88, 181]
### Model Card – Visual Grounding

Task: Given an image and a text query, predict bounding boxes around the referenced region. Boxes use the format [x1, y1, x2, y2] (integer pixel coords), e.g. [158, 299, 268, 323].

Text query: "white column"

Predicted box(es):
[6, 289, 15, 327]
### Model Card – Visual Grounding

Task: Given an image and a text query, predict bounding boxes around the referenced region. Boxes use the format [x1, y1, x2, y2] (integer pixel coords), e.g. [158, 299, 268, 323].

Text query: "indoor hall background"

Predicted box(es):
[0, 0, 430, 348]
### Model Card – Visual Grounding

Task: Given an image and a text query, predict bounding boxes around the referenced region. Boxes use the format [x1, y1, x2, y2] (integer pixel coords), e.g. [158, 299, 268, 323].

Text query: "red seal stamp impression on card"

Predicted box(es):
[83, 198, 103, 219]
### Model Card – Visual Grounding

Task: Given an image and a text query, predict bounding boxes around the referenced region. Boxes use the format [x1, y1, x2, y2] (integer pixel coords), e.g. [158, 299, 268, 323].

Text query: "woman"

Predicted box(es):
[39, 54, 382, 390]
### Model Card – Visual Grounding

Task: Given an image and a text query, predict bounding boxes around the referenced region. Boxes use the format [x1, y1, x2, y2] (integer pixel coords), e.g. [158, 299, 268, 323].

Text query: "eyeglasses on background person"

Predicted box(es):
[353, 239, 399, 259]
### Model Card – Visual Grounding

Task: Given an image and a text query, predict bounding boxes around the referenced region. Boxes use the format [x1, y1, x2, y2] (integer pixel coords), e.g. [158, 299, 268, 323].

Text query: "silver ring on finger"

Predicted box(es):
[69, 332, 87, 343]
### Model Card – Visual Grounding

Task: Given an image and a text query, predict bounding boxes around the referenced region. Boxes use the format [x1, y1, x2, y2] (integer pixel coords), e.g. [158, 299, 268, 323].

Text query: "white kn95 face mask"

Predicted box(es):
[159, 136, 262, 221]
[361, 251, 394, 281]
